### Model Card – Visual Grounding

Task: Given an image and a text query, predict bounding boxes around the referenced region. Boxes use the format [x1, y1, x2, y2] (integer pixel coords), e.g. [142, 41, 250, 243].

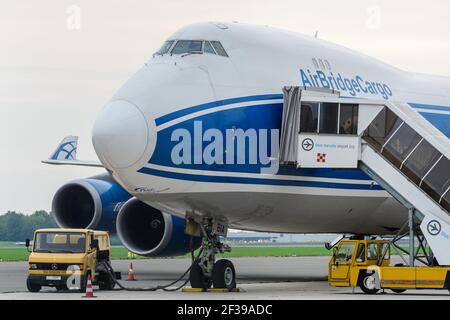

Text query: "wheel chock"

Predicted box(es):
[182, 287, 206, 293]
[207, 288, 241, 293]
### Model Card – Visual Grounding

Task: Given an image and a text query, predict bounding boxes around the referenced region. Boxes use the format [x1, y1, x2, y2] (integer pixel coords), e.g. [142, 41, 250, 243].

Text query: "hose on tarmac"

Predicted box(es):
[99, 247, 203, 292]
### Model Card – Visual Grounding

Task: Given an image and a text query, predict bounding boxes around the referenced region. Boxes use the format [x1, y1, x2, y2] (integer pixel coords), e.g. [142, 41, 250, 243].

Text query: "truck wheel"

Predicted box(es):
[79, 274, 87, 293]
[189, 261, 212, 289]
[26, 277, 41, 293]
[390, 264, 406, 293]
[55, 284, 68, 291]
[98, 272, 115, 290]
[359, 272, 379, 294]
[212, 259, 236, 289]
[391, 288, 407, 294]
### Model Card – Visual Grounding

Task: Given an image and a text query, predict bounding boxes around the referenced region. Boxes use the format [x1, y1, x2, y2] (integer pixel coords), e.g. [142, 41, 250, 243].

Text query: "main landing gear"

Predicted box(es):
[188, 216, 236, 290]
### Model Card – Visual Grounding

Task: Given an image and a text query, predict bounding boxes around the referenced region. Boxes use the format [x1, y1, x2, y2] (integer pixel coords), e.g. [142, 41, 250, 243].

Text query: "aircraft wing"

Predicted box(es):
[42, 135, 104, 168]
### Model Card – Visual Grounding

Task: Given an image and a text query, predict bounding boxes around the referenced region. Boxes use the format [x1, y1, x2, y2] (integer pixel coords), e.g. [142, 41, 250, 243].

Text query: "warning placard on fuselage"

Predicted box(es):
[297, 134, 360, 168]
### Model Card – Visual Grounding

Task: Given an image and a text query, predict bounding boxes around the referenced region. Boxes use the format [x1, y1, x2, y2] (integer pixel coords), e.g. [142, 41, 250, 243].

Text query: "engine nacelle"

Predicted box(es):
[52, 174, 131, 232]
[116, 198, 200, 257]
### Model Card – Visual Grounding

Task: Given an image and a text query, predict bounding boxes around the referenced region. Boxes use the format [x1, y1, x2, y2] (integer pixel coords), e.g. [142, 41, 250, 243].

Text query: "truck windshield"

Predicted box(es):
[335, 243, 355, 263]
[34, 232, 86, 253]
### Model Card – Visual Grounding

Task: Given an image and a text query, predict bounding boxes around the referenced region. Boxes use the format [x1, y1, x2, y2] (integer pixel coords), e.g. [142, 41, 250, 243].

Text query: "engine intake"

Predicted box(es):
[52, 174, 131, 232]
[116, 198, 200, 257]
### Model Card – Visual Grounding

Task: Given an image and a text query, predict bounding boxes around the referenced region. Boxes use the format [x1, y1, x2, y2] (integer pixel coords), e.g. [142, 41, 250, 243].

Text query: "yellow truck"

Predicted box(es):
[328, 239, 450, 294]
[26, 228, 120, 292]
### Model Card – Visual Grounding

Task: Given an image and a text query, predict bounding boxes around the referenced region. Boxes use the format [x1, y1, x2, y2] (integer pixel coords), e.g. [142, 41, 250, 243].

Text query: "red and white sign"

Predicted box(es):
[317, 153, 326, 163]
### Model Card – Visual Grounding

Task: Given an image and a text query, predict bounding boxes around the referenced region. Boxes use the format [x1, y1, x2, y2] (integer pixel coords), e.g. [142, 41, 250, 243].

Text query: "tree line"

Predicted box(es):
[0, 211, 57, 241]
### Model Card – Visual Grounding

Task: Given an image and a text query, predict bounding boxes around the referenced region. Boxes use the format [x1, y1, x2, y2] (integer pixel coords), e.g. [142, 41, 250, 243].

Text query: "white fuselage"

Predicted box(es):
[92, 22, 450, 235]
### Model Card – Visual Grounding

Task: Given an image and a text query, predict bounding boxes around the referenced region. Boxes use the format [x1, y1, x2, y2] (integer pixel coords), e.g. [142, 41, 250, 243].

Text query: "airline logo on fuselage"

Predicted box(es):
[300, 69, 393, 100]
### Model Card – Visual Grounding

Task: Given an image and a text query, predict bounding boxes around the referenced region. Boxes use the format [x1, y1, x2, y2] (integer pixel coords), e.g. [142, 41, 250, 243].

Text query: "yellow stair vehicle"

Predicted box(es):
[278, 88, 450, 295]
[328, 238, 450, 294]
[26, 228, 120, 292]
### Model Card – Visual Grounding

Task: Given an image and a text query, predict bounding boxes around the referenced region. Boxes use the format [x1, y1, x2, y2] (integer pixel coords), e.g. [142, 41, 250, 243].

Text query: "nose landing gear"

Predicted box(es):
[188, 216, 236, 290]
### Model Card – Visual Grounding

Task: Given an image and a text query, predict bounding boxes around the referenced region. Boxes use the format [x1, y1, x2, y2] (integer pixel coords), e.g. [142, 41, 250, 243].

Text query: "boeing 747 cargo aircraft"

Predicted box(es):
[44, 22, 450, 289]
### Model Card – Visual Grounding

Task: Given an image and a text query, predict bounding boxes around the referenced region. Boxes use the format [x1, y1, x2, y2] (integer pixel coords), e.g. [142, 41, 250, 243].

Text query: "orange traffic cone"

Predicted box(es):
[127, 262, 136, 281]
[82, 274, 97, 298]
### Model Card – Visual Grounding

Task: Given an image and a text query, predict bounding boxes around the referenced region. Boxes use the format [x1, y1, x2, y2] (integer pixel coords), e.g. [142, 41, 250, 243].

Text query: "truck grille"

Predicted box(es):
[33, 263, 73, 271]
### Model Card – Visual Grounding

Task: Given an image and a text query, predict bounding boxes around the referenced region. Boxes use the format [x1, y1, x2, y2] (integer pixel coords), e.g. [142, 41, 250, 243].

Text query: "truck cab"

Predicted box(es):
[328, 239, 391, 293]
[26, 228, 116, 292]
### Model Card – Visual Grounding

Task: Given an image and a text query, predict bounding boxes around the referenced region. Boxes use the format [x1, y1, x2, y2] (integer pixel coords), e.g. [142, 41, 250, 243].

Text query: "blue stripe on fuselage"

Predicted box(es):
[138, 167, 383, 190]
[417, 112, 450, 138]
[409, 103, 450, 138]
[155, 94, 283, 126]
[409, 103, 450, 112]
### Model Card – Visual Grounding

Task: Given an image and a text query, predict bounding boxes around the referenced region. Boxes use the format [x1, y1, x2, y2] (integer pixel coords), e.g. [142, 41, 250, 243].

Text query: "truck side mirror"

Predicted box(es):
[25, 238, 31, 253]
[91, 239, 99, 251]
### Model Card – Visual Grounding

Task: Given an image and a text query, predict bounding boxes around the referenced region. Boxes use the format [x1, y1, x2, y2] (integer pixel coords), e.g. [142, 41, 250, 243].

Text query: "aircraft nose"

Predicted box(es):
[92, 100, 155, 169]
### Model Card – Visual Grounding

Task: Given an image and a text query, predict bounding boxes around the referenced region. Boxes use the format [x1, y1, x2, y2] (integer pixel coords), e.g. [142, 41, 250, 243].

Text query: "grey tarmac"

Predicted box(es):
[1, 256, 449, 299]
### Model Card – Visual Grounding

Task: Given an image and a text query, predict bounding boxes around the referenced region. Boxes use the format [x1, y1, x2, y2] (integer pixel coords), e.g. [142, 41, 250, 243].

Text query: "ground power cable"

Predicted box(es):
[100, 247, 204, 292]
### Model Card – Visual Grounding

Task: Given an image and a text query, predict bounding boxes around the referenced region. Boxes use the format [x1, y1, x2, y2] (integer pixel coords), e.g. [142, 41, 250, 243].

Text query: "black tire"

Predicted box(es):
[391, 288, 407, 294]
[359, 272, 379, 295]
[390, 264, 406, 293]
[212, 259, 236, 289]
[55, 284, 68, 291]
[189, 261, 212, 289]
[79, 274, 87, 293]
[98, 272, 115, 290]
[26, 277, 41, 293]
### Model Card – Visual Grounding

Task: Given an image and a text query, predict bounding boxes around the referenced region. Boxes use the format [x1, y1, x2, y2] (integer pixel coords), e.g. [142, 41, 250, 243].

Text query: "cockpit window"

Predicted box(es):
[203, 41, 216, 55]
[156, 40, 174, 55]
[156, 40, 229, 57]
[171, 40, 203, 55]
[210, 41, 229, 57]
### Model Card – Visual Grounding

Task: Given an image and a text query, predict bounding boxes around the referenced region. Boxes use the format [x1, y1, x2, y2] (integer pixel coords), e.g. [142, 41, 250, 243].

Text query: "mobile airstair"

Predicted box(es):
[280, 86, 450, 266]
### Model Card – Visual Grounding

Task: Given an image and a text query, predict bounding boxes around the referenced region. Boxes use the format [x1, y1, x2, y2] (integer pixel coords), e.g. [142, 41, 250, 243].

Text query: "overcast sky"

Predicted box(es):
[2, 0, 450, 214]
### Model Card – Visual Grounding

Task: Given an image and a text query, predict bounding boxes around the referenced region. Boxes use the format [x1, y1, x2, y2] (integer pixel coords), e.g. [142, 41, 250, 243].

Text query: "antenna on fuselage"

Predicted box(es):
[314, 31, 319, 39]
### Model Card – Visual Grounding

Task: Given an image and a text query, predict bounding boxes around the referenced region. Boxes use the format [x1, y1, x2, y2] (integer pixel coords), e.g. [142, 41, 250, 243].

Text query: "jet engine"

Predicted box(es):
[51, 174, 131, 232]
[116, 198, 201, 257]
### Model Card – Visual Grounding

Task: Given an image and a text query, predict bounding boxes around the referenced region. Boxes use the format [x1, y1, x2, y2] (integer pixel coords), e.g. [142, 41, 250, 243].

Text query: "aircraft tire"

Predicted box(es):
[212, 259, 236, 289]
[189, 261, 212, 289]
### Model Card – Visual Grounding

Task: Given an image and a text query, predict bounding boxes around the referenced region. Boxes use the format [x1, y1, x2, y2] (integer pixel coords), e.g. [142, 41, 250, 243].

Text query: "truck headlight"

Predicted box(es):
[29, 264, 38, 269]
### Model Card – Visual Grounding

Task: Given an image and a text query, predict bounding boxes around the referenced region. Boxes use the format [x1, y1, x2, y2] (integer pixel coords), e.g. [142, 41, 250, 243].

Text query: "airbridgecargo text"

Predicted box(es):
[300, 68, 393, 100]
